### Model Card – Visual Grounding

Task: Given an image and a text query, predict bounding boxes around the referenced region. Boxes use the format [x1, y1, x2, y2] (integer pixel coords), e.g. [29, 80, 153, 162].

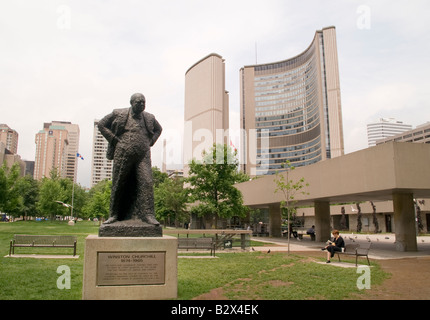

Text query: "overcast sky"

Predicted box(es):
[1, 0, 430, 188]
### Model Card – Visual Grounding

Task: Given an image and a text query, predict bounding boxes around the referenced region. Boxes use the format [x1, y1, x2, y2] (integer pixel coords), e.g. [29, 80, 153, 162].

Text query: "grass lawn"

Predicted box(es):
[0, 221, 388, 300]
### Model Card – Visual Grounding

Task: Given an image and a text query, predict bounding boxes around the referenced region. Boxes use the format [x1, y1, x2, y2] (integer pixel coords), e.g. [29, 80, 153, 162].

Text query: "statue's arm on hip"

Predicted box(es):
[150, 118, 162, 147]
[98, 111, 120, 146]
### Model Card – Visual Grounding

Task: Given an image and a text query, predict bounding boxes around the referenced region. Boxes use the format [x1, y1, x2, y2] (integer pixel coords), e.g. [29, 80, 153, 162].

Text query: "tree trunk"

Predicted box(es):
[340, 206, 347, 230]
[356, 203, 362, 233]
[370, 201, 379, 233]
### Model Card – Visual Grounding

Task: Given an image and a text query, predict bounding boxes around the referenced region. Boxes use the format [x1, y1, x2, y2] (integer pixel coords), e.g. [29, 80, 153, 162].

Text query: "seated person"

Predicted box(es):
[306, 225, 316, 240]
[306, 225, 315, 235]
[289, 224, 298, 238]
[321, 229, 345, 263]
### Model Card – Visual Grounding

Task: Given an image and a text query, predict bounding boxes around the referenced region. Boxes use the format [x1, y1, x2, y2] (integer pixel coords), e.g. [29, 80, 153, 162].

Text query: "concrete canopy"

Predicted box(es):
[235, 142, 430, 251]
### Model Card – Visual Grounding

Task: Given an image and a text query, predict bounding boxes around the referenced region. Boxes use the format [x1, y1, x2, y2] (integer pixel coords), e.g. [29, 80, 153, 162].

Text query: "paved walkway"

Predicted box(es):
[250, 233, 430, 260]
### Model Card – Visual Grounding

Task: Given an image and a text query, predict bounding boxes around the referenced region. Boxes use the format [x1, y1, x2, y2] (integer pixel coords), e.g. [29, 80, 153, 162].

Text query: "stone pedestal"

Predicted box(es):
[98, 219, 162, 237]
[82, 235, 177, 300]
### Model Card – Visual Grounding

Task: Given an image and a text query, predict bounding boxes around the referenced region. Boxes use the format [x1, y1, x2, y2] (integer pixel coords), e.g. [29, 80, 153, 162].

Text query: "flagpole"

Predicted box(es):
[71, 152, 84, 220]
[71, 180, 75, 219]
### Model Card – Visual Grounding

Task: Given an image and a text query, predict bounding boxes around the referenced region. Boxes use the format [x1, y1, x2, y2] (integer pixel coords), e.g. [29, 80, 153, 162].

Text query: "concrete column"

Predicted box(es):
[268, 204, 282, 237]
[314, 201, 331, 242]
[393, 192, 417, 251]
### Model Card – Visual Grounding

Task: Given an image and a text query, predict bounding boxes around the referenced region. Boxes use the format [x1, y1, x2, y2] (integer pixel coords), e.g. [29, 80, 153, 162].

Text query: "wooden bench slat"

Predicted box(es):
[336, 242, 371, 266]
[14, 235, 76, 245]
[10, 234, 77, 256]
[177, 237, 215, 256]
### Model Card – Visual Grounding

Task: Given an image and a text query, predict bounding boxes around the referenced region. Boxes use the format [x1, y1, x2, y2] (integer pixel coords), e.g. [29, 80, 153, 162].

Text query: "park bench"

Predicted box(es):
[282, 227, 316, 241]
[336, 242, 371, 266]
[9, 234, 77, 256]
[177, 237, 216, 256]
[296, 227, 316, 241]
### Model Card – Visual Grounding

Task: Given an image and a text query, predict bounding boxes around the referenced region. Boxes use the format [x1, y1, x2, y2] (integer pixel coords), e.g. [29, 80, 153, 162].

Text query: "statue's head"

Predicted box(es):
[130, 93, 146, 113]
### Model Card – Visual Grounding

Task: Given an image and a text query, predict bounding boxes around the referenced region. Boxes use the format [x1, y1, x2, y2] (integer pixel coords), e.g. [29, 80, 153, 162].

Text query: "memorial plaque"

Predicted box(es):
[97, 252, 165, 286]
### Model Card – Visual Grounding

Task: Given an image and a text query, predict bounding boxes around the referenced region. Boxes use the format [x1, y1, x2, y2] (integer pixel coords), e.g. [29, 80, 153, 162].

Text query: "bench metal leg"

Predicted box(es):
[336, 253, 370, 266]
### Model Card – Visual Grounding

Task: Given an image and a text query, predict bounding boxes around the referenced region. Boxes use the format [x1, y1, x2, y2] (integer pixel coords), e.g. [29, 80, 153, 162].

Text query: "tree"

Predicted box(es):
[155, 176, 188, 227]
[274, 161, 309, 254]
[0, 163, 22, 218]
[82, 179, 111, 220]
[37, 168, 83, 219]
[37, 177, 67, 219]
[340, 206, 347, 230]
[370, 201, 380, 233]
[186, 143, 249, 228]
[14, 174, 39, 220]
[1, 164, 86, 221]
[415, 199, 425, 233]
[152, 166, 169, 188]
[69, 182, 88, 218]
[356, 202, 362, 233]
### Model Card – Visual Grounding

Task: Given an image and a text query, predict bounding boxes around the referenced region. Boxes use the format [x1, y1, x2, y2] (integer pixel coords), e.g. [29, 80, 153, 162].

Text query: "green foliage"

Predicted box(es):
[274, 161, 309, 253]
[0, 157, 248, 225]
[0, 163, 22, 216]
[37, 177, 68, 218]
[186, 144, 249, 226]
[152, 166, 169, 188]
[82, 179, 111, 220]
[249, 208, 267, 224]
[71, 183, 89, 217]
[33, 169, 87, 219]
[274, 161, 309, 219]
[36, 169, 87, 219]
[0, 163, 40, 218]
[0, 164, 189, 222]
[153, 166, 190, 226]
[13, 174, 39, 219]
[155, 176, 188, 226]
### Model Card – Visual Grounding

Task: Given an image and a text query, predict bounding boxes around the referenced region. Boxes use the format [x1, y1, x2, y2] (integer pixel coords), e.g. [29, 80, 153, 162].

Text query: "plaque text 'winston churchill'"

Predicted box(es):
[97, 252, 165, 286]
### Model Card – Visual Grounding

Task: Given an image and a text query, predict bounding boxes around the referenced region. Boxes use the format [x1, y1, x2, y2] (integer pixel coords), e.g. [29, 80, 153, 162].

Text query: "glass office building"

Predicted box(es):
[240, 26, 344, 176]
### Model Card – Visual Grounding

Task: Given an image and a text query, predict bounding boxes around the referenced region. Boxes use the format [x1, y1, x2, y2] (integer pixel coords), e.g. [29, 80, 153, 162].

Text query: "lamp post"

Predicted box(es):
[71, 181, 75, 218]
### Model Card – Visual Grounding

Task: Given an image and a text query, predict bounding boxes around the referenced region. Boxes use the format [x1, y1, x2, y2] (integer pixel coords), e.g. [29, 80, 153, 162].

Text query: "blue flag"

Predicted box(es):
[77, 153, 84, 160]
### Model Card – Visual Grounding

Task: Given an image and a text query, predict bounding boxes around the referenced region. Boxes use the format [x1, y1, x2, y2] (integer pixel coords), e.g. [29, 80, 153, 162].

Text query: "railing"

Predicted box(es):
[171, 229, 252, 250]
